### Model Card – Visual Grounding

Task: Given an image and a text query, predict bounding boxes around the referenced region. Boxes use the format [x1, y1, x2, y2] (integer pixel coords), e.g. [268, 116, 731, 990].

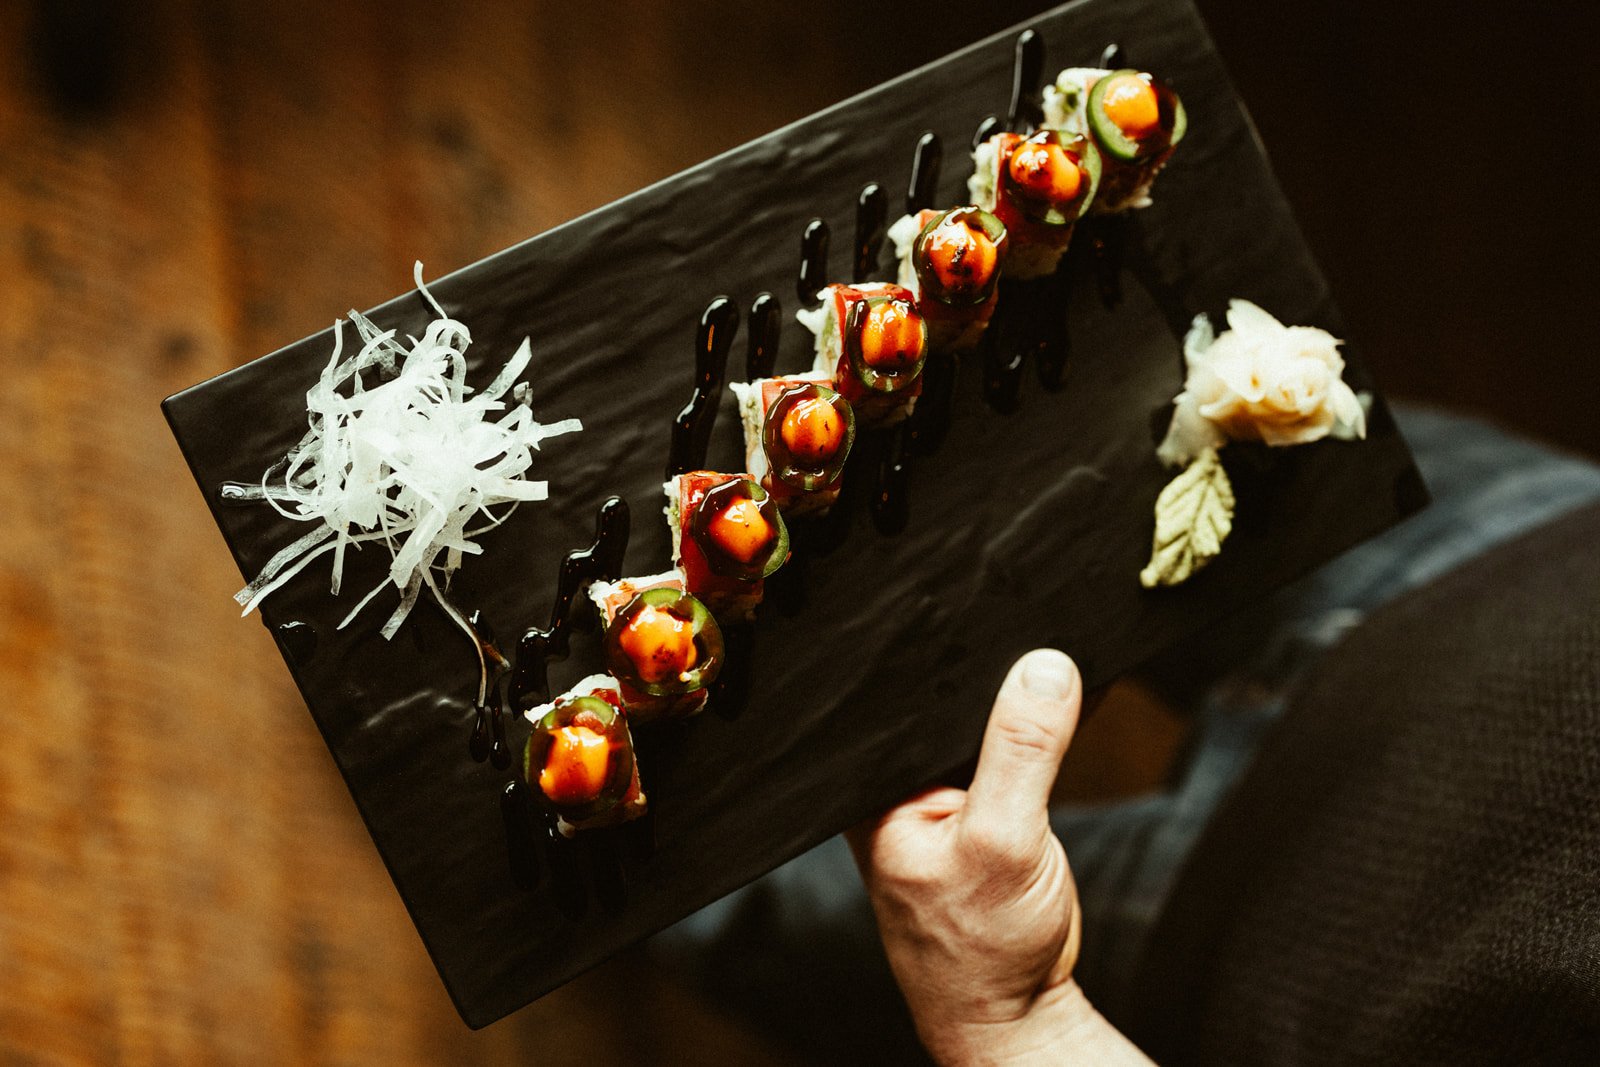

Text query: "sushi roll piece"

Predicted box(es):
[588, 574, 725, 722]
[664, 472, 790, 621]
[729, 375, 856, 517]
[1041, 67, 1186, 214]
[522, 676, 647, 837]
[795, 282, 928, 426]
[968, 128, 1101, 279]
[886, 206, 1009, 351]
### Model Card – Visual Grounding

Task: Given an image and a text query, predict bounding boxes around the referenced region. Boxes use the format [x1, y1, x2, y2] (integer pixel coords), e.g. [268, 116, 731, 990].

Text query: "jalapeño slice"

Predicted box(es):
[523, 693, 635, 822]
[912, 207, 1008, 309]
[842, 292, 928, 393]
[604, 586, 725, 697]
[998, 129, 1102, 227]
[762, 383, 855, 492]
[1086, 70, 1187, 163]
[689, 477, 790, 581]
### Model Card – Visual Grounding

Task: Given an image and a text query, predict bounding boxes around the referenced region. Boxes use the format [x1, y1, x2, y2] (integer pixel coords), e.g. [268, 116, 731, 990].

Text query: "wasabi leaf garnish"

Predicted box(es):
[232, 263, 581, 640]
[1139, 447, 1235, 589]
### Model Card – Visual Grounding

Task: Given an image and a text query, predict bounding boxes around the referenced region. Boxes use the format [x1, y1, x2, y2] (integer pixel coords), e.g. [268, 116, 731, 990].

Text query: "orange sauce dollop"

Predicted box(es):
[1101, 74, 1160, 139]
[924, 216, 999, 294]
[618, 603, 698, 684]
[780, 397, 845, 465]
[706, 496, 774, 564]
[1007, 140, 1084, 206]
[538, 725, 611, 806]
[858, 300, 925, 371]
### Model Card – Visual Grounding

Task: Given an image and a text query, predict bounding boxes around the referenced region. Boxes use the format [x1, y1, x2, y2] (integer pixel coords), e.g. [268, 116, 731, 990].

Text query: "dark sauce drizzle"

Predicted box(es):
[745, 293, 781, 380]
[275, 620, 318, 664]
[495, 497, 632, 907]
[466, 611, 514, 769]
[1031, 267, 1075, 392]
[1087, 41, 1129, 309]
[543, 822, 589, 919]
[507, 496, 631, 711]
[787, 213, 869, 551]
[979, 27, 1108, 410]
[666, 297, 739, 480]
[979, 302, 1028, 415]
[709, 621, 757, 721]
[869, 423, 914, 535]
[864, 119, 964, 532]
[972, 114, 1003, 151]
[500, 780, 541, 890]
[469, 670, 513, 769]
[1007, 29, 1045, 134]
[853, 183, 888, 283]
[897, 125, 959, 458]
[911, 348, 958, 455]
[1085, 213, 1127, 310]
[797, 219, 830, 309]
[907, 132, 942, 216]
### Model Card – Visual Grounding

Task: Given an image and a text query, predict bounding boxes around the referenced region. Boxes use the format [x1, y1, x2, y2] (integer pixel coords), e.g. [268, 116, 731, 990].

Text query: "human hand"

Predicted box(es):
[846, 649, 1151, 1065]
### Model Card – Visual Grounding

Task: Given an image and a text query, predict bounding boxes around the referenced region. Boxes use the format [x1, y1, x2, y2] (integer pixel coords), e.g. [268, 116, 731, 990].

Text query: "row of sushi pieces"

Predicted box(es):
[893, 60, 1187, 296]
[517, 62, 1186, 837]
[803, 62, 1187, 373]
[519, 303, 899, 836]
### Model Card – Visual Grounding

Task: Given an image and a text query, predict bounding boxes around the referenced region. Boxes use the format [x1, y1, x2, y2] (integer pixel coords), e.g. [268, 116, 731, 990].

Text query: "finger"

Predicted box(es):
[963, 649, 1082, 849]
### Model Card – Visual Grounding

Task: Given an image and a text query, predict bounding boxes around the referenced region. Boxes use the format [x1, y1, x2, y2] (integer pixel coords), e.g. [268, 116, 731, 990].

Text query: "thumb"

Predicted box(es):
[962, 649, 1082, 850]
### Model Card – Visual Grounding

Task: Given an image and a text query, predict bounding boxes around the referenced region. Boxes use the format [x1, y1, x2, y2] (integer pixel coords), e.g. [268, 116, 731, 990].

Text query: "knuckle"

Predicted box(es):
[991, 713, 1062, 761]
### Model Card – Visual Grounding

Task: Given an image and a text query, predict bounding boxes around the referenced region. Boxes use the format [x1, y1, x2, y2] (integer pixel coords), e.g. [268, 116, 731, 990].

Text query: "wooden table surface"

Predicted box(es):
[3, 0, 1592, 1062]
[0, 1, 860, 1061]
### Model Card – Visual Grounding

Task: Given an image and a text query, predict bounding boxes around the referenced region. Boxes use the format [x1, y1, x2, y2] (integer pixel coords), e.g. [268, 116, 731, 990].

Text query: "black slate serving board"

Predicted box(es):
[163, 0, 1424, 1028]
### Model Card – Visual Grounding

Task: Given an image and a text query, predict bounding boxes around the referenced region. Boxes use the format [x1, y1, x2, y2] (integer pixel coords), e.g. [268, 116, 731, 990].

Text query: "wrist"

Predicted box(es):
[918, 981, 1151, 1066]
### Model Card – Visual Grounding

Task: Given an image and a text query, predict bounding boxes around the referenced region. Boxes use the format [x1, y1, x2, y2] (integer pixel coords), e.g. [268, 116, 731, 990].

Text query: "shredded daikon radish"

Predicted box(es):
[233, 262, 581, 640]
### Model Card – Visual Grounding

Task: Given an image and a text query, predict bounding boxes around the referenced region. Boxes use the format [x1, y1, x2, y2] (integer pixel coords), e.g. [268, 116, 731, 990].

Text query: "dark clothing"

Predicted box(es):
[1124, 501, 1600, 1064]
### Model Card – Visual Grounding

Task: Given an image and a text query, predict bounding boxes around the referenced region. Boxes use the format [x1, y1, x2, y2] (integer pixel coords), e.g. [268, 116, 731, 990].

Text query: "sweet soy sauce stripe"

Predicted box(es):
[494, 29, 1182, 906]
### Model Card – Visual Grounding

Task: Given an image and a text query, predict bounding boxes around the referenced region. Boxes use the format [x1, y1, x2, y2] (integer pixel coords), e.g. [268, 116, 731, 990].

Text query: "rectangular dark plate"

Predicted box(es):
[163, 0, 1424, 1029]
